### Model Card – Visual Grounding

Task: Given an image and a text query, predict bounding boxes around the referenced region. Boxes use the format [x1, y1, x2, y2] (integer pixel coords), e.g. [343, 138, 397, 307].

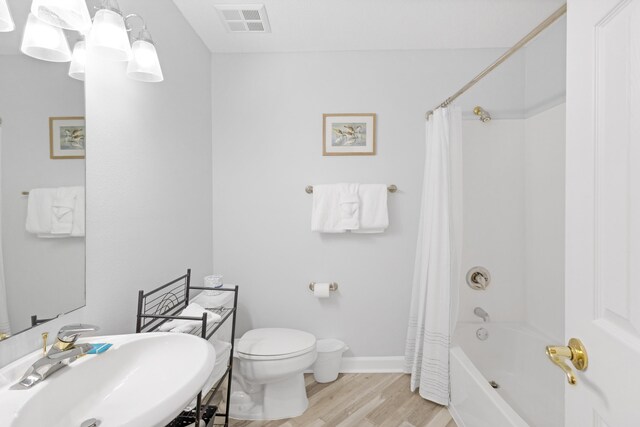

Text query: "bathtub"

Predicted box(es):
[449, 322, 563, 427]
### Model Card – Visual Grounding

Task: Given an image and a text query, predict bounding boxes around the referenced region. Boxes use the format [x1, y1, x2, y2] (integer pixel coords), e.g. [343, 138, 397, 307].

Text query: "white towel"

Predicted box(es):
[26, 188, 56, 235]
[158, 302, 222, 332]
[191, 289, 234, 308]
[338, 183, 360, 230]
[69, 187, 85, 237]
[51, 188, 76, 235]
[26, 187, 85, 237]
[311, 184, 347, 233]
[353, 184, 389, 233]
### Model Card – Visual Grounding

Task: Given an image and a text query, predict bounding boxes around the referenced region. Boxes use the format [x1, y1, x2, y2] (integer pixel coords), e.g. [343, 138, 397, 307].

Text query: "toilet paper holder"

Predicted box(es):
[309, 282, 339, 292]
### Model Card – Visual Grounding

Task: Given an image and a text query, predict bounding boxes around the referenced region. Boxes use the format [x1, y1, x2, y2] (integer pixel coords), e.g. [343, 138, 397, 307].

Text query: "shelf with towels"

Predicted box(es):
[305, 184, 397, 194]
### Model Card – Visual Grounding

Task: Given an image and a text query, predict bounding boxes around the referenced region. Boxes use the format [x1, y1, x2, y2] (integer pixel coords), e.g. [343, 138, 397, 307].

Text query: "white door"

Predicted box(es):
[565, 0, 640, 426]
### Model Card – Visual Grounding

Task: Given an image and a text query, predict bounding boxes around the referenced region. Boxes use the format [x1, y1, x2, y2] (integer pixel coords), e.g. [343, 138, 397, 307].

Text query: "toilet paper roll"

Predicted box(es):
[313, 282, 331, 298]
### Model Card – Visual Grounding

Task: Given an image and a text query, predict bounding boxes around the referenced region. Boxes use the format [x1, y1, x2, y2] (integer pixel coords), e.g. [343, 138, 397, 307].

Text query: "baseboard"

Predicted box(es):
[339, 356, 405, 373]
[448, 403, 465, 427]
[304, 356, 405, 374]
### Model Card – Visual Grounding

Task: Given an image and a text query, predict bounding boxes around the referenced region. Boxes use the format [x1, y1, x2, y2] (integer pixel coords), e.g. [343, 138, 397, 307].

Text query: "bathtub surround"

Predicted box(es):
[524, 104, 565, 342]
[404, 107, 463, 405]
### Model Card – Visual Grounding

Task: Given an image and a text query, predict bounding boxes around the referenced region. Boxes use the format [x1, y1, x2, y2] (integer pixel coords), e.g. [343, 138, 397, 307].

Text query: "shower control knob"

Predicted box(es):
[466, 267, 491, 290]
[476, 328, 489, 341]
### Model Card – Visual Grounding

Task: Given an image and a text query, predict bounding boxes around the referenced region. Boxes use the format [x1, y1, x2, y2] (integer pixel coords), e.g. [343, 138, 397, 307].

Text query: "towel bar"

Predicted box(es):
[308, 282, 339, 292]
[305, 185, 397, 194]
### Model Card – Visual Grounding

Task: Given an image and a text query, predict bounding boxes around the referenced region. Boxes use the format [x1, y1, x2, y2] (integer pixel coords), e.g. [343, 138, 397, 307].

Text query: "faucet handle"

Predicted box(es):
[57, 324, 100, 343]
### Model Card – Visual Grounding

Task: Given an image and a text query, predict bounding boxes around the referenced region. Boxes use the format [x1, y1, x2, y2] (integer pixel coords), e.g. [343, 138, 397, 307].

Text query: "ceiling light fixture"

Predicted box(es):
[125, 14, 163, 83]
[21, 12, 72, 62]
[30, 0, 91, 33]
[87, 0, 132, 61]
[68, 39, 87, 81]
[0, 0, 15, 32]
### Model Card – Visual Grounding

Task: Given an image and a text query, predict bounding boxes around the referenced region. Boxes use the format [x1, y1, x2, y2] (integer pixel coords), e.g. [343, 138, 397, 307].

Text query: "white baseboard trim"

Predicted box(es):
[339, 356, 405, 373]
[448, 403, 465, 427]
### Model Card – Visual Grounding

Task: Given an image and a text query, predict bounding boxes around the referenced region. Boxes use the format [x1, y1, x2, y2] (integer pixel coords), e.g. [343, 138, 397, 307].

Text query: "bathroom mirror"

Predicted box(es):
[0, 0, 86, 339]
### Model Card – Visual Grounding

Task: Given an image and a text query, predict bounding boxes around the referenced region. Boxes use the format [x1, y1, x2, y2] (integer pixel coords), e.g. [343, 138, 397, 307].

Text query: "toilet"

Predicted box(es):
[229, 328, 317, 420]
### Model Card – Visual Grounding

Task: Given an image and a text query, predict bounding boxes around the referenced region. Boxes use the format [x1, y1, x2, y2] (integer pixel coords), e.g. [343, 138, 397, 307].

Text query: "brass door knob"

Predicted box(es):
[545, 338, 588, 385]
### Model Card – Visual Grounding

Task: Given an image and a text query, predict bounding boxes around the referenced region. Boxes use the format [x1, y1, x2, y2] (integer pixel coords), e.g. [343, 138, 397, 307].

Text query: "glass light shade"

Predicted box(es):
[30, 0, 91, 33]
[21, 13, 71, 62]
[0, 0, 15, 32]
[127, 40, 163, 82]
[68, 41, 86, 81]
[87, 8, 132, 61]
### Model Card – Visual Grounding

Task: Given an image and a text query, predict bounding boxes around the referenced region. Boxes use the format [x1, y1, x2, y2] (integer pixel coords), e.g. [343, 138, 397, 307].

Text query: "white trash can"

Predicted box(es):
[313, 339, 348, 383]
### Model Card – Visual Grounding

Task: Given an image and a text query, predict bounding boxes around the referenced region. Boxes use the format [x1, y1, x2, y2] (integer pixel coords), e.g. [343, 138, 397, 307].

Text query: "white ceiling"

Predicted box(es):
[172, 0, 566, 53]
[0, 0, 566, 55]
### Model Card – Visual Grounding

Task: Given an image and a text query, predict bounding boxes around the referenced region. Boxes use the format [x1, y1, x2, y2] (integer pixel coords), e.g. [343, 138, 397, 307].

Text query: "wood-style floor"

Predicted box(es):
[229, 373, 458, 427]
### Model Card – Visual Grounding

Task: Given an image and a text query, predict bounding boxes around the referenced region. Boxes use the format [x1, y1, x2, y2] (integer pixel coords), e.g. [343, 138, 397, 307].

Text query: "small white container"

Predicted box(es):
[204, 274, 223, 296]
[312, 339, 348, 383]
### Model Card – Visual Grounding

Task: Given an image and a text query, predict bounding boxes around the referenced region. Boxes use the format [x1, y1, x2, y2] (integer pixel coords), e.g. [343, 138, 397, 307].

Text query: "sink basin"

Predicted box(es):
[0, 332, 216, 427]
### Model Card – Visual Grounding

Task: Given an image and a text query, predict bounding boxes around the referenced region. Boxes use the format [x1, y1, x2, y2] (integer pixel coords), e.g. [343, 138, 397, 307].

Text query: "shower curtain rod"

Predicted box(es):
[425, 3, 567, 119]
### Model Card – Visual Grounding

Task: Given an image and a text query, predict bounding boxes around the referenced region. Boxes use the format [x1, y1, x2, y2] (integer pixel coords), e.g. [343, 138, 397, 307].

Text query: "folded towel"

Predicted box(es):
[191, 289, 234, 308]
[338, 183, 360, 230]
[26, 186, 85, 238]
[51, 188, 76, 235]
[26, 188, 56, 235]
[158, 302, 222, 332]
[311, 184, 347, 233]
[353, 184, 389, 233]
[69, 187, 85, 237]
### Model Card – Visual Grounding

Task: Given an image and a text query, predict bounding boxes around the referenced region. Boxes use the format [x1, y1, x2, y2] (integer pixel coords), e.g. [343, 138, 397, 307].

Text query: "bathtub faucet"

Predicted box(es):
[474, 307, 490, 322]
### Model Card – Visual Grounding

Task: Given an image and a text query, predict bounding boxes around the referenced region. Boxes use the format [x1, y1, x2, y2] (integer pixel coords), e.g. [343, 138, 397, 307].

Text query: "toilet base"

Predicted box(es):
[229, 373, 308, 420]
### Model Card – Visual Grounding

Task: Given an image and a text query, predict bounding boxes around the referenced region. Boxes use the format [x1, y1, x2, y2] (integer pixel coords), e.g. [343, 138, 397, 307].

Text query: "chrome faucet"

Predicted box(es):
[17, 324, 99, 388]
[474, 307, 490, 322]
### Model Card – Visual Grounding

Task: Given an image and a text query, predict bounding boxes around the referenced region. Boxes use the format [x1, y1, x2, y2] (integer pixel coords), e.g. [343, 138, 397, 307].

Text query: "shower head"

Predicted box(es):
[473, 106, 491, 123]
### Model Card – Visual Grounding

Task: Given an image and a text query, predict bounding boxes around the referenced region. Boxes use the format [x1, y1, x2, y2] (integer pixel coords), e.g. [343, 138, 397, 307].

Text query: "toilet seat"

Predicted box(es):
[237, 328, 316, 360]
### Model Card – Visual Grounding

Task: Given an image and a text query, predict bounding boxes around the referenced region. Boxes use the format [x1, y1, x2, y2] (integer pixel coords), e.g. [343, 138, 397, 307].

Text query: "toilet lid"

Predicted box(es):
[237, 328, 316, 359]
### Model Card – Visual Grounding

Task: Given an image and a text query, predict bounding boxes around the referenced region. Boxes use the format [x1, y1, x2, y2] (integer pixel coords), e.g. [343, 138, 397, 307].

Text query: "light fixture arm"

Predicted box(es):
[124, 13, 154, 44]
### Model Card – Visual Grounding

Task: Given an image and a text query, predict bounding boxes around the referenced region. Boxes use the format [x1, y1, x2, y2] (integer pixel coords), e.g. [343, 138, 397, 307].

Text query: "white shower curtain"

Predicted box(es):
[404, 106, 462, 405]
[0, 125, 10, 336]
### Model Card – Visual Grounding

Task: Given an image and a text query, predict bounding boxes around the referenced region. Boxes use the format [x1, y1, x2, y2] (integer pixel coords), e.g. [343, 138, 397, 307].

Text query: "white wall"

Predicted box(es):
[524, 104, 565, 342]
[458, 120, 526, 324]
[211, 48, 526, 357]
[0, 55, 85, 334]
[84, 0, 213, 335]
[0, 0, 213, 365]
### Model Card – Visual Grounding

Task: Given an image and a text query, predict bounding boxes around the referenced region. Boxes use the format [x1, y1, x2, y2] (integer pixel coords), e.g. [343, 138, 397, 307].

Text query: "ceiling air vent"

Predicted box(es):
[215, 4, 271, 33]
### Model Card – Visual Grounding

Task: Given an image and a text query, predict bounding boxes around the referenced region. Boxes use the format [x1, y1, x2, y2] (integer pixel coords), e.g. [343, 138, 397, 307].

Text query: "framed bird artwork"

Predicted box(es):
[323, 113, 376, 156]
[49, 116, 85, 159]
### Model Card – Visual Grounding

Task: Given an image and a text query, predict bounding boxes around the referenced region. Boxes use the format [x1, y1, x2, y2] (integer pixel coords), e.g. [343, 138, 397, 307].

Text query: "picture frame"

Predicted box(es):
[323, 113, 376, 156]
[49, 116, 85, 159]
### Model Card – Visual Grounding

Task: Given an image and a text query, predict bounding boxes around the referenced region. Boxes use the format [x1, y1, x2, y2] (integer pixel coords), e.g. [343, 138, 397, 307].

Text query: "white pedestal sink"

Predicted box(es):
[0, 332, 216, 427]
